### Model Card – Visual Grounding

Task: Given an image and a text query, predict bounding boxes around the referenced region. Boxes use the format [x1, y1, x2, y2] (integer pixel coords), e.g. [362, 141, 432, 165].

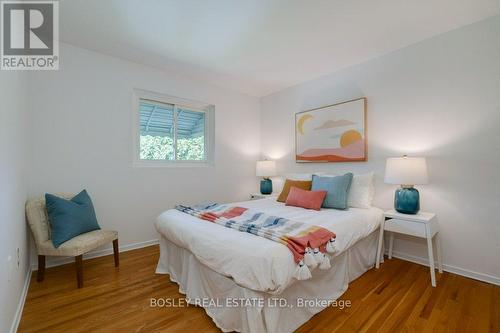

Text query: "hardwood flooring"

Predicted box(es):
[18, 245, 499, 332]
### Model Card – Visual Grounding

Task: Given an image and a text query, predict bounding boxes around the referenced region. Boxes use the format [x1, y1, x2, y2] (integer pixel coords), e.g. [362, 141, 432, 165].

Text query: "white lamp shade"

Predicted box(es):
[256, 160, 276, 177]
[384, 157, 428, 185]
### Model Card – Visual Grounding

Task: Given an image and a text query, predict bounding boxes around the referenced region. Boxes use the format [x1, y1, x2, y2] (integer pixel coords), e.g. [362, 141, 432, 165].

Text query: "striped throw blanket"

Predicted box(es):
[175, 203, 337, 280]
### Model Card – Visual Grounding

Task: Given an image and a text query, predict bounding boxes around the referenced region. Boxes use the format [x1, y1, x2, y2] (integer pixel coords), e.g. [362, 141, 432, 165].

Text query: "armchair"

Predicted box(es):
[26, 194, 119, 288]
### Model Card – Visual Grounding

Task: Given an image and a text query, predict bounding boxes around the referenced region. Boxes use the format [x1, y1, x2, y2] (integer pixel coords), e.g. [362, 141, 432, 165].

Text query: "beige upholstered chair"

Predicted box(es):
[26, 194, 119, 288]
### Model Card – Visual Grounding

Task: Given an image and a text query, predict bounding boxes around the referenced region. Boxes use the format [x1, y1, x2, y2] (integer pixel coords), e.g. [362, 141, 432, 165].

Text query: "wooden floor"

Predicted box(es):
[18, 245, 499, 333]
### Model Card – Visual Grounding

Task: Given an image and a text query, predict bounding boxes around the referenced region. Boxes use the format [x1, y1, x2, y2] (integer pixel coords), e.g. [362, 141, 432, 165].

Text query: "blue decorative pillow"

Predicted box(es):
[311, 173, 354, 209]
[45, 190, 101, 248]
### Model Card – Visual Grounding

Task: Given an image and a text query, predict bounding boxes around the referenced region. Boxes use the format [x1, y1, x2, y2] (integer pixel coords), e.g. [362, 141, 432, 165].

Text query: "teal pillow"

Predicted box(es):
[45, 190, 101, 248]
[311, 173, 353, 209]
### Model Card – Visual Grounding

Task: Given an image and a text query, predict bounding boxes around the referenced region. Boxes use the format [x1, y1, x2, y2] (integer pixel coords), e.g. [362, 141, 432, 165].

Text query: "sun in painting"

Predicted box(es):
[340, 130, 362, 147]
[297, 114, 313, 134]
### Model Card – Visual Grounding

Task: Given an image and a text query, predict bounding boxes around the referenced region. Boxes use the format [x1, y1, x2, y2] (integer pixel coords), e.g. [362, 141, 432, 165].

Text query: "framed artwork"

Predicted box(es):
[295, 97, 367, 162]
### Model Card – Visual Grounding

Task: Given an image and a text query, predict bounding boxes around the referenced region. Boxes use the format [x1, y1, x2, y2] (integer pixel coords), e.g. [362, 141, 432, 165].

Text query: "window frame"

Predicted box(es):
[132, 89, 215, 167]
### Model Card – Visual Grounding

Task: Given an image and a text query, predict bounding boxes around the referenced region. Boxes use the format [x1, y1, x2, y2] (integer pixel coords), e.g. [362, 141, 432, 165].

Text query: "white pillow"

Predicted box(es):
[347, 172, 374, 209]
[285, 173, 313, 181]
[271, 173, 312, 194]
[270, 177, 285, 194]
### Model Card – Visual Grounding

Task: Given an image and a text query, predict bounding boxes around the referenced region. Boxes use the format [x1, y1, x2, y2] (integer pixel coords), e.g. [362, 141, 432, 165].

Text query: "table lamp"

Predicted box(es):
[384, 155, 428, 214]
[256, 160, 276, 195]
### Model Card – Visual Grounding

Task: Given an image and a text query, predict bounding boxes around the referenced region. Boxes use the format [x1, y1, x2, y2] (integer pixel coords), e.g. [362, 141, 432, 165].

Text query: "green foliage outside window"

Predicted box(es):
[140, 135, 204, 161]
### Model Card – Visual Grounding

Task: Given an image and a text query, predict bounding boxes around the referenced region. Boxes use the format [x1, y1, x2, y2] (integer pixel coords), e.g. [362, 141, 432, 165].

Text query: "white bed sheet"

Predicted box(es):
[156, 230, 381, 333]
[155, 198, 383, 294]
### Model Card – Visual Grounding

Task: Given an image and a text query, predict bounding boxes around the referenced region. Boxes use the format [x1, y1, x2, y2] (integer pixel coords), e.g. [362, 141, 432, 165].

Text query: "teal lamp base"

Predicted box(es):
[394, 186, 420, 214]
[260, 178, 273, 195]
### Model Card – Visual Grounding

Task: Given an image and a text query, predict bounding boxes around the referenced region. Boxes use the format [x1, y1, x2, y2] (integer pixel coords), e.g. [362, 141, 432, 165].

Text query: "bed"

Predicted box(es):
[155, 197, 384, 333]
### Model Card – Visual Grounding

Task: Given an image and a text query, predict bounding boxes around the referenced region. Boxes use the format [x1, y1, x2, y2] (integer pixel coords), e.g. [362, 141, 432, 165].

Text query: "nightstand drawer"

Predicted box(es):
[384, 218, 426, 238]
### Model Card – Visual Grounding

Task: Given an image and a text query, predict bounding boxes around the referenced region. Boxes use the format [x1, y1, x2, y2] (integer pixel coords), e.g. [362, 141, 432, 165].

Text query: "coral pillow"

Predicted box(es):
[285, 187, 327, 211]
[277, 179, 312, 202]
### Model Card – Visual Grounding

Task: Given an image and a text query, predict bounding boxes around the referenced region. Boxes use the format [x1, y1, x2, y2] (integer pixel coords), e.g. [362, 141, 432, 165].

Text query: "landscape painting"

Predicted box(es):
[295, 97, 367, 162]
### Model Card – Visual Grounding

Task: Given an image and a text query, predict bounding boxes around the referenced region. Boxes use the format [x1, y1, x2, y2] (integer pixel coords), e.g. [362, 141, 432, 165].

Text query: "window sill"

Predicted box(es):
[132, 160, 214, 168]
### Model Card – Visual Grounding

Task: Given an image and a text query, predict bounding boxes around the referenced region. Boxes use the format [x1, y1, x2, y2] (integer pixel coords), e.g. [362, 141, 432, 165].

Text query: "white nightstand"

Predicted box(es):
[250, 193, 277, 200]
[376, 209, 443, 287]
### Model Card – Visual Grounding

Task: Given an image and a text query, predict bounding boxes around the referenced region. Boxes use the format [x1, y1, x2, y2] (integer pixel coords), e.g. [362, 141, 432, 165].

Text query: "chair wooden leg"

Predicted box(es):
[113, 239, 119, 267]
[37, 255, 45, 282]
[75, 255, 83, 288]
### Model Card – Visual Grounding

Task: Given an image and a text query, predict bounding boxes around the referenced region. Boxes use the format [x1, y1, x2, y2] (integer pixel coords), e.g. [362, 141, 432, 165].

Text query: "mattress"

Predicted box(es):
[155, 198, 384, 294]
[156, 230, 381, 333]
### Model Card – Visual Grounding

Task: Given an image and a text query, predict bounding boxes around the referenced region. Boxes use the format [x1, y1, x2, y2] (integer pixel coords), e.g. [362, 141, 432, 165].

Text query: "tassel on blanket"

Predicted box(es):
[303, 247, 317, 268]
[318, 253, 331, 270]
[326, 237, 336, 253]
[293, 260, 312, 280]
[312, 248, 323, 262]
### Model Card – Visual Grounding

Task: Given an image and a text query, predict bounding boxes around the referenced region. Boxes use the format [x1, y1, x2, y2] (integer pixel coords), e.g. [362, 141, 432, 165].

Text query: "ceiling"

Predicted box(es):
[60, 0, 500, 97]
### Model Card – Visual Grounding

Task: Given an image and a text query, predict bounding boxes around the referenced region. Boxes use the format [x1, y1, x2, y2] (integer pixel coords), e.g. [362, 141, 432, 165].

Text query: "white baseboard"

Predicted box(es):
[10, 266, 32, 333]
[386, 249, 500, 286]
[31, 239, 159, 270]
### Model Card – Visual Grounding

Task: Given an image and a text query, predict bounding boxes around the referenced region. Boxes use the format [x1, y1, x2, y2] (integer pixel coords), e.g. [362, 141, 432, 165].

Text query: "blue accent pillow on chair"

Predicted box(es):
[45, 190, 101, 248]
[311, 173, 354, 209]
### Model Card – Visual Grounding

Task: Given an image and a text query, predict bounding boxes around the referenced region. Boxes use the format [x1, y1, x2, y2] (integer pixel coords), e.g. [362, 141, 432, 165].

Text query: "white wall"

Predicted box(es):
[0, 71, 30, 332]
[28, 43, 261, 264]
[261, 16, 500, 282]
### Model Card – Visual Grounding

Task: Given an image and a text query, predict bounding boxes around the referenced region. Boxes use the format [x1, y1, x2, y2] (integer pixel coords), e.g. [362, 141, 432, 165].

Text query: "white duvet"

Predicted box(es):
[155, 198, 383, 294]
